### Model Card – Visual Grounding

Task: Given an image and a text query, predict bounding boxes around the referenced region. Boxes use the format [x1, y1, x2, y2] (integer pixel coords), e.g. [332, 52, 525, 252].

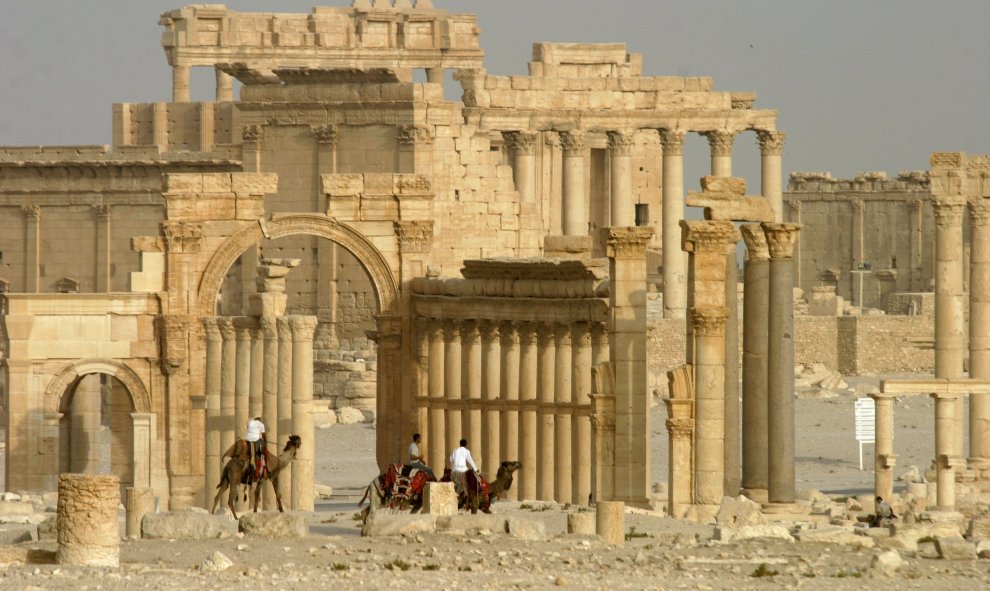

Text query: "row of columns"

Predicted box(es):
[172, 65, 234, 103]
[416, 318, 607, 504]
[202, 315, 317, 510]
[501, 128, 784, 321]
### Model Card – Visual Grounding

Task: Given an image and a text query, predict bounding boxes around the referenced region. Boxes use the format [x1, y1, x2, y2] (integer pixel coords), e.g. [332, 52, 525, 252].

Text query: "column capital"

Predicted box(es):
[691, 307, 728, 336]
[444, 321, 462, 343]
[397, 124, 434, 146]
[241, 124, 264, 144]
[969, 198, 990, 226]
[288, 316, 318, 341]
[311, 124, 338, 146]
[761, 222, 802, 259]
[461, 320, 481, 343]
[851, 200, 864, 214]
[910, 199, 923, 213]
[756, 130, 786, 156]
[92, 204, 112, 221]
[260, 316, 278, 339]
[740, 223, 770, 261]
[202, 317, 222, 341]
[218, 317, 237, 340]
[789, 200, 803, 216]
[536, 322, 556, 345]
[606, 130, 635, 156]
[499, 321, 520, 346]
[394, 220, 434, 254]
[161, 220, 204, 254]
[21, 204, 41, 219]
[659, 129, 685, 155]
[427, 318, 445, 342]
[932, 197, 966, 227]
[573, 322, 593, 348]
[701, 129, 736, 156]
[555, 323, 572, 346]
[276, 316, 292, 340]
[481, 320, 501, 343]
[605, 226, 654, 259]
[666, 417, 694, 438]
[680, 220, 738, 254]
[518, 321, 538, 345]
[503, 131, 539, 155]
[558, 131, 587, 156]
[234, 316, 255, 338]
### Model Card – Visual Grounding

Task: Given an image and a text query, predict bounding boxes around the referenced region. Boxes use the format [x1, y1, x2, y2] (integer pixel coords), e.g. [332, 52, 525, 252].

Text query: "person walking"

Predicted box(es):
[449, 438, 479, 497]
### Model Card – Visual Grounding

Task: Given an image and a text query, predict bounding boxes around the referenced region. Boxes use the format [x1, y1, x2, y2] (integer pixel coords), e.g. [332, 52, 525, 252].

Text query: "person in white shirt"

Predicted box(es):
[244, 417, 267, 482]
[408, 433, 435, 478]
[449, 438, 479, 496]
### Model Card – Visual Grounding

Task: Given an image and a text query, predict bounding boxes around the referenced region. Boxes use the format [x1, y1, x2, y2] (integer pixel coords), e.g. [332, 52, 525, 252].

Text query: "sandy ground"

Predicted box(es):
[3, 374, 987, 590]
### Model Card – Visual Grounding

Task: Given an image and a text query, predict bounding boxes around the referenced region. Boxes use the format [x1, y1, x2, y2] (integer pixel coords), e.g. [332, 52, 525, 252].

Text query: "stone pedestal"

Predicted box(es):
[423, 482, 457, 516]
[596, 500, 625, 545]
[57, 474, 120, 567]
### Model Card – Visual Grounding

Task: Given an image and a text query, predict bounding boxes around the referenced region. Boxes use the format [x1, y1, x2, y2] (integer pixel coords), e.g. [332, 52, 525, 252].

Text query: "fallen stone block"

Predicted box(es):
[0, 501, 35, 516]
[794, 526, 875, 549]
[200, 550, 235, 572]
[506, 516, 546, 541]
[936, 536, 977, 560]
[968, 514, 990, 540]
[976, 539, 990, 559]
[870, 550, 904, 577]
[0, 523, 37, 544]
[567, 512, 596, 535]
[141, 512, 238, 540]
[715, 495, 767, 527]
[714, 524, 793, 543]
[37, 515, 57, 541]
[238, 512, 308, 538]
[436, 513, 505, 534]
[362, 512, 435, 537]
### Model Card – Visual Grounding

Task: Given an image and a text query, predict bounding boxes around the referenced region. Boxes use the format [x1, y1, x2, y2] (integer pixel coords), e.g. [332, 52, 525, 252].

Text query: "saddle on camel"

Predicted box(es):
[359, 463, 437, 521]
[222, 417, 269, 486]
[441, 460, 522, 514]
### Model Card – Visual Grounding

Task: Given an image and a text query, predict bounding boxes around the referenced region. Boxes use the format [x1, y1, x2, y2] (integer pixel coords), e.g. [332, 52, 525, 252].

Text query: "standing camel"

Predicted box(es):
[211, 434, 301, 519]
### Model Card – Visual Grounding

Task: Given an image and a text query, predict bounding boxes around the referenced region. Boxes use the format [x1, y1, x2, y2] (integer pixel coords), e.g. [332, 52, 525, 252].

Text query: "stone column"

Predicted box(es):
[554, 324, 573, 502]
[463, 322, 482, 456]
[415, 318, 430, 442]
[427, 319, 446, 470]
[481, 321, 501, 479]
[375, 316, 403, 468]
[560, 131, 588, 236]
[215, 67, 233, 102]
[851, 200, 866, 306]
[313, 124, 338, 181]
[57, 474, 120, 567]
[537, 322, 557, 500]
[681, 220, 735, 506]
[757, 131, 785, 222]
[152, 103, 169, 148]
[500, 322, 520, 500]
[572, 323, 593, 505]
[909, 199, 924, 292]
[870, 393, 897, 501]
[971, 198, 990, 466]
[703, 130, 735, 177]
[661, 130, 687, 319]
[172, 64, 190, 103]
[22, 206, 40, 292]
[234, 318, 252, 439]
[665, 410, 694, 517]
[763, 223, 801, 506]
[444, 321, 463, 456]
[131, 412, 154, 490]
[241, 125, 264, 173]
[126, 486, 154, 539]
[276, 318, 293, 499]
[607, 226, 654, 505]
[250, 325, 264, 419]
[505, 131, 539, 203]
[789, 201, 803, 287]
[740, 224, 770, 502]
[596, 500, 625, 545]
[932, 196, 967, 459]
[199, 102, 214, 152]
[591, 390, 616, 502]
[607, 131, 635, 227]
[261, 318, 279, 509]
[932, 392, 963, 509]
[426, 67, 444, 84]
[94, 205, 111, 292]
[202, 317, 222, 504]
[518, 322, 539, 500]
[289, 316, 317, 512]
[218, 318, 237, 452]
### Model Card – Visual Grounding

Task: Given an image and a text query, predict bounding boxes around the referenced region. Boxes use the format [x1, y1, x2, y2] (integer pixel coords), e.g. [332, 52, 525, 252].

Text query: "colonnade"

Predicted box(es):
[202, 314, 317, 510]
[415, 317, 606, 504]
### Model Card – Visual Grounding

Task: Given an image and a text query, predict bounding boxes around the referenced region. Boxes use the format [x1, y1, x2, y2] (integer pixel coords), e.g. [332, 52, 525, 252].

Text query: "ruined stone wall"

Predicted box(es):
[794, 316, 839, 369]
[836, 315, 934, 375]
[113, 103, 238, 151]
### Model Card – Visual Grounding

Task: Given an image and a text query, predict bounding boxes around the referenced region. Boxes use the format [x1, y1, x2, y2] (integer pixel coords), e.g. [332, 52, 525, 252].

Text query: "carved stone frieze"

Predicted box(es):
[394, 220, 434, 254]
[761, 222, 801, 259]
[311, 124, 338, 146]
[397, 125, 435, 145]
[161, 221, 204, 254]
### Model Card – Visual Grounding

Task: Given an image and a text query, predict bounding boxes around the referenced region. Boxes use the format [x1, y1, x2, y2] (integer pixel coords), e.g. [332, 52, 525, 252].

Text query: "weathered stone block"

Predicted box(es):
[231, 173, 278, 195]
[794, 526, 874, 548]
[0, 501, 35, 515]
[238, 512, 308, 538]
[322, 174, 364, 196]
[714, 524, 794, 543]
[870, 550, 904, 576]
[506, 516, 546, 541]
[423, 482, 457, 516]
[361, 512, 435, 537]
[567, 512, 595, 535]
[0, 523, 37, 544]
[141, 512, 238, 540]
[56, 473, 120, 568]
[936, 536, 977, 560]
[968, 514, 990, 540]
[596, 501, 624, 545]
[437, 514, 504, 533]
[715, 495, 767, 527]
[701, 176, 745, 195]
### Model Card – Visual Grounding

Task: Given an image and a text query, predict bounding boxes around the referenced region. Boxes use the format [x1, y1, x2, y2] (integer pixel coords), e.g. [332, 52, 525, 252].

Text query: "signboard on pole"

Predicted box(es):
[854, 397, 876, 471]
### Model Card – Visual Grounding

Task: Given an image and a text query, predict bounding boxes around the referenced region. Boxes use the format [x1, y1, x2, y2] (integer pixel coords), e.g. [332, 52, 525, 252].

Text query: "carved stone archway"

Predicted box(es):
[196, 213, 399, 316]
[43, 358, 152, 417]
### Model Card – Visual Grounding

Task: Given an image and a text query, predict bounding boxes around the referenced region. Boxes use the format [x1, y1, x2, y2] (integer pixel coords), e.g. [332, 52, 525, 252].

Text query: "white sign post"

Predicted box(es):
[854, 397, 876, 471]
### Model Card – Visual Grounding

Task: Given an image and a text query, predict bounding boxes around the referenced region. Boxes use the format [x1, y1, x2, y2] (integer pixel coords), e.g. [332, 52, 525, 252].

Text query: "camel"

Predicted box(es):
[442, 460, 522, 514]
[358, 463, 437, 522]
[211, 434, 301, 519]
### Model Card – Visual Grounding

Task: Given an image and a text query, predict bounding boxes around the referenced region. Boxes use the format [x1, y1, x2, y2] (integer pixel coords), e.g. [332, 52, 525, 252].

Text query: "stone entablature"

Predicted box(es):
[788, 170, 930, 193]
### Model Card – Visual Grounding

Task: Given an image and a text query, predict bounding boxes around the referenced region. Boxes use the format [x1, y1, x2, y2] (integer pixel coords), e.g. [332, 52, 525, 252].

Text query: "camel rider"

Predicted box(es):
[449, 438, 479, 497]
[244, 417, 267, 483]
[408, 433, 435, 479]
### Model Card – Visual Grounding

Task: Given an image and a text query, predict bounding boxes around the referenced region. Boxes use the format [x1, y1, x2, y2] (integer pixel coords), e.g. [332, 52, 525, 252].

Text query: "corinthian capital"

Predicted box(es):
[394, 220, 434, 254]
[504, 131, 539, 155]
[691, 307, 728, 337]
[756, 130, 785, 156]
[241, 125, 264, 143]
[606, 131, 635, 156]
[397, 125, 435, 146]
[740, 223, 770, 261]
[660, 129, 685, 155]
[701, 130, 735, 157]
[932, 197, 966, 226]
[558, 131, 586, 156]
[311, 124, 337, 146]
[761, 222, 801, 259]
[970, 198, 990, 226]
[680, 220, 738, 254]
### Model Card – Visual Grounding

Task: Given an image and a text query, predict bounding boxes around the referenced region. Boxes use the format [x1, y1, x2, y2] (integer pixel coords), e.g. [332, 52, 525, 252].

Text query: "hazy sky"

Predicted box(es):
[2, 0, 988, 192]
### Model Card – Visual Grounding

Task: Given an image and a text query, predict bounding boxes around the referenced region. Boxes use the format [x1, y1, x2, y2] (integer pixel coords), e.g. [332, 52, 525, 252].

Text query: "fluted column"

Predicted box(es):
[275, 318, 293, 499]
[763, 223, 801, 505]
[932, 197, 966, 459]
[260, 318, 279, 509]
[481, 322, 501, 480]
[661, 130, 687, 319]
[499, 322, 520, 500]
[757, 131, 785, 222]
[463, 322, 482, 460]
[740, 224, 770, 502]
[518, 322, 539, 500]
[427, 319, 446, 470]
[607, 131, 635, 227]
[536, 322, 557, 500]
[703, 130, 735, 177]
[870, 393, 897, 501]
[970, 198, 990, 466]
[289, 316, 317, 511]
[234, 318, 253, 441]
[219, 319, 237, 453]
[554, 324, 573, 502]
[203, 318, 222, 504]
[572, 323, 593, 505]
[560, 131, 588, 236]
[249, 325, 264, 419]
[505, 132, 539, 203]
[172, 64, 190, 103]
[215, 67, 233, 102]
[681, 220, 736, 506]
[444, 322, 463, 456]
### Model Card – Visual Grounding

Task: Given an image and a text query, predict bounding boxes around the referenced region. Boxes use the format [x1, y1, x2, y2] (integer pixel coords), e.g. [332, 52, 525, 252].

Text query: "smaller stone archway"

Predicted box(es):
[42, 359, 157, 491]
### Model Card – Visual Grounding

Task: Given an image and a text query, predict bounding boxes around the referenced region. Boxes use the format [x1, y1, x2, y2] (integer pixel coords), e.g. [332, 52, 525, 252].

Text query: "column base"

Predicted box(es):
[966, 456, 990, 471]
[741, 487, 768, 503]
